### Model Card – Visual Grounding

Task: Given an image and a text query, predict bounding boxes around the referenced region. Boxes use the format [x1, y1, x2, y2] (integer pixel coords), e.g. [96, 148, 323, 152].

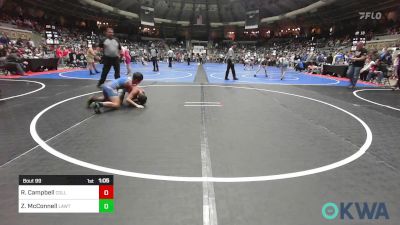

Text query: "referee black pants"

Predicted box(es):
[225, 59, 237, 79]
[152, 57, 159, 71]
[98, 56, 120, 86]
[168, 57, 172, 67]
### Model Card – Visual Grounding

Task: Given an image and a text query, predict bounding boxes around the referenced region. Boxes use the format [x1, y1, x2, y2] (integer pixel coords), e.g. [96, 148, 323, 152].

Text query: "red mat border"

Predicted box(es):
[0, 68, 85, 79]
[305, 72, 381, 87]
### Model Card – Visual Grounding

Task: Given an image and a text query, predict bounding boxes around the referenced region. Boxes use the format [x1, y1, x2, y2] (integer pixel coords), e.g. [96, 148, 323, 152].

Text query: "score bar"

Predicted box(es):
[18, 175, 114, 213]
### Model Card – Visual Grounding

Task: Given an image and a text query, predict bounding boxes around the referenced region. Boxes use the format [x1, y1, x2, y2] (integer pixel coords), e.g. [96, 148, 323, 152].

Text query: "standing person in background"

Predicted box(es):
[86, 44, 100, 75]
[122, 46, 132, 76]
[55, 46, 63, 65]
[150, 44, 159, 72]
[185, 52, 190, 65]
[254, 55, 268, 77]
[138, 49, 145, 65]
[199, 53, 203, 64]
[225, 43, 238, 80]
[393, 52, 399, 79]
[130, 48, 136, 64]
[167, 48, 174, 68]
[347, 42, 368, 89]
[327, 53, 333, 64]
[97, 27, 122, 88]
[278, 54, 289, 80]
[392, 54, 400, 90]
[62, 47, 70, 66]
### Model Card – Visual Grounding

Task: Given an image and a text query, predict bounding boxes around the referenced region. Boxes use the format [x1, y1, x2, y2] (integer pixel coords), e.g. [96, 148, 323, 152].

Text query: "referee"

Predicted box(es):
[150, 44, 159, 72]
[167, 48, 174, 68]
[97, 27, 122, 88]
[225, 43, 238, 80]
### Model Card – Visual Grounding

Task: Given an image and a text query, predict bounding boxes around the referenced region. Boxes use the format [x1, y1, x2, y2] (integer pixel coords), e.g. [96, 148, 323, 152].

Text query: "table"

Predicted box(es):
[25, 58, 58, 72]
[322, 65, 348, 77]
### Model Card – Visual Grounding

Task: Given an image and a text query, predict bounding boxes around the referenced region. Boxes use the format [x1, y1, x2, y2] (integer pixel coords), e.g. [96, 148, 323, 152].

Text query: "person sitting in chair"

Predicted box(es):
[366, 59, 387, 83]
[4, 48, 26, 76]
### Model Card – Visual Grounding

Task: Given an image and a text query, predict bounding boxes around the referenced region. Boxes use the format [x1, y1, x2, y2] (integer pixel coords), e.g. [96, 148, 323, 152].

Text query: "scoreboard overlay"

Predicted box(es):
[18, 175, 114, 213]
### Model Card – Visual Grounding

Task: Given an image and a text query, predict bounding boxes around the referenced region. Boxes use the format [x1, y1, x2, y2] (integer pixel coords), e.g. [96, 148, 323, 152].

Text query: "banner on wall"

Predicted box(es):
[193, 45, 206, 54]
[140, 6, 155, 26]
[245, 10, 259, 30]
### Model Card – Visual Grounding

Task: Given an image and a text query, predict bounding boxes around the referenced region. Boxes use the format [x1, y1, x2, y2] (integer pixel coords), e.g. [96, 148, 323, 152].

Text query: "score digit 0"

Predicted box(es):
[99, 185, 113, 199]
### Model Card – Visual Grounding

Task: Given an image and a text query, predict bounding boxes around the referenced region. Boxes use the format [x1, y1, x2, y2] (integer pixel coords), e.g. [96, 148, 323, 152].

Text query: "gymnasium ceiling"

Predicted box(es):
[23, 0, 400, 27]
[94, 0, 319, 23]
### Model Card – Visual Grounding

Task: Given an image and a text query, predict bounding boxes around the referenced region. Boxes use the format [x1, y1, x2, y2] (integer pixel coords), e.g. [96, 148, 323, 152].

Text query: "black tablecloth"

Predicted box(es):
[322, 65, 348, 77]
[25, 58, 58, 72]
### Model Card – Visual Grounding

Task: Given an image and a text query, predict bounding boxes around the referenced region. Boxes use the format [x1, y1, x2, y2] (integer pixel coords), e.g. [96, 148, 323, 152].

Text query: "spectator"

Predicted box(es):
[393, 53, 399, 79]
[380, 49, 392, 66]
[16, 38, 23, 46]
[326, 53, 333, 64]
[122, 46, 132, 75]
[55, 46, 63, 64]
[86, 45, 99, 75]
[333, 52, 344, 65]
[360, 56, 375, 81]
[5, 48, 26, 75]
[27, 38, 35, 48]
[0, 44, 6, 58]
[0, 33, 10, 46]
[393, 54, 400, 90]
[347, 42, 368, 88]
[366, 59, 386, 83]
[0, 44, 7, 70]
[295, 59, 305, 72]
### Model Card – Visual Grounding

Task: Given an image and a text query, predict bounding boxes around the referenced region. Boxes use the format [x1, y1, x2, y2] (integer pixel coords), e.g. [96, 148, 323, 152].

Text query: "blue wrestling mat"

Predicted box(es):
[25, 62, 197, 83]
[203, 63, 375, 87]
[23, 62, 375, 87]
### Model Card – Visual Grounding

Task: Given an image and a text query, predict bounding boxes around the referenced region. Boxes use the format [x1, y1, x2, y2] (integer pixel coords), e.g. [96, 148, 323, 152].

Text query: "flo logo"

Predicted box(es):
[359, 12, 382, 20]
[322, 202, 389, 220]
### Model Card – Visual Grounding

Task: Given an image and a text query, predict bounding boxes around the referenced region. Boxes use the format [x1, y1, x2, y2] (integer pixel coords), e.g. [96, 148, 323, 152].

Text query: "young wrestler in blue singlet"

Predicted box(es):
[88, 72, 145, 114]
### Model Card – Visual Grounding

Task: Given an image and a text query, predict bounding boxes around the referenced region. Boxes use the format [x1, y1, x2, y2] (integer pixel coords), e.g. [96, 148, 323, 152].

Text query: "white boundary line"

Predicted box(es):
[200, 86, 218, 225]
[30, 84, 372, 182]
[185, 105, 222, 107]
[0, 79, 45, 101]
[353, 89, 400, 111]
[242, 74, 300, 81]
[58, 69, 193, 81]
[208, 73, 340, 86]
[0, 115, 95, 168]
[241, 72, 300, 81]
[185, 102, 221, 104]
